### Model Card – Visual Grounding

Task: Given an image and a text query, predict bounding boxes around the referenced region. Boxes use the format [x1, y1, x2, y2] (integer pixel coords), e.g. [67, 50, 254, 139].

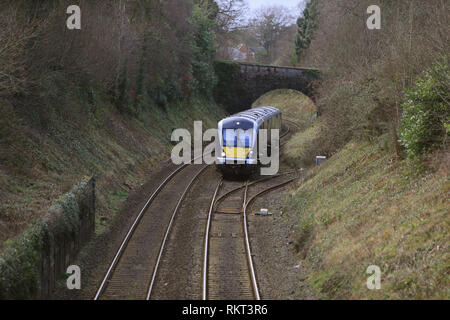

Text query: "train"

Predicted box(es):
[216, 106, 282, 176]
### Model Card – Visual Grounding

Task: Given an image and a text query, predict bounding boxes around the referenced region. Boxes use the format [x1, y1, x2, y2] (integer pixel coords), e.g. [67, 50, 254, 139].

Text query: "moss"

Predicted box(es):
[0, 177, 93, 299]
[303, 68, 320, 80]
[47, 179, 91, 241]
[0, 223, 44, 299]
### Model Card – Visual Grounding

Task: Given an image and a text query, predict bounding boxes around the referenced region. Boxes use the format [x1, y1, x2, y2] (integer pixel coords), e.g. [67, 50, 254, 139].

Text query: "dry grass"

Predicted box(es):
[285, 137, 449, 299]
[252, 89, 316, 125]
[284, 123, 324, 168]
[252, 89, 321, 168]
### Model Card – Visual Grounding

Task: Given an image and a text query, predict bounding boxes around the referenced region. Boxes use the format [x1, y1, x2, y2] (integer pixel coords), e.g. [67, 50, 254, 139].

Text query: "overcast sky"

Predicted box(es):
[245, 0, 306, 23]
[247, 0, 304, 11]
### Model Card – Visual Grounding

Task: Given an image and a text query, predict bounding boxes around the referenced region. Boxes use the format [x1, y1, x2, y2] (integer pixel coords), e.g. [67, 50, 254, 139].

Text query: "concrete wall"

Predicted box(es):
[213, 61, 319, 114]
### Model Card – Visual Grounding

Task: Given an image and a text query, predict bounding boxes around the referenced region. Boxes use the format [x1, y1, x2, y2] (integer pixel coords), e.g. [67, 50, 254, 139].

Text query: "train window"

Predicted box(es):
[237, 130, 253, 147]
[223, 128, 253, 147]
[222, 119, 253, 130]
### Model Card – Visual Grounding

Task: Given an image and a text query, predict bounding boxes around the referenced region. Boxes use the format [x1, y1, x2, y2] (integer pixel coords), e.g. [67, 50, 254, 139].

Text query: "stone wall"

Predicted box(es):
[213, 60, 319, 114]
[0, 177, 95, 299]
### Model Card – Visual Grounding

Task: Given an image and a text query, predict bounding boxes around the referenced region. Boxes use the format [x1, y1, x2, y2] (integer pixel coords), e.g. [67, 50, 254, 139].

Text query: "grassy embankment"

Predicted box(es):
[0, 93, 225, 251]
[252, 88, 316, 125]
[0, 0, 224, 253]
[252, 88, 319, 169]
[287, 139, 448, 299]
[257, 89, 449, 299]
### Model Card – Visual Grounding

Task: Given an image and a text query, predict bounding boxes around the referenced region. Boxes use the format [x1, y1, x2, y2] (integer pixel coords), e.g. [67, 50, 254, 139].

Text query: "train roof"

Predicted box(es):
[223, 106, 280, 124]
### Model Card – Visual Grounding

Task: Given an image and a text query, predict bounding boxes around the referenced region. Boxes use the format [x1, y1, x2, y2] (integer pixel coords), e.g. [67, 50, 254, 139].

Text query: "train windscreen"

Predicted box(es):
[222, 119, 253, 148]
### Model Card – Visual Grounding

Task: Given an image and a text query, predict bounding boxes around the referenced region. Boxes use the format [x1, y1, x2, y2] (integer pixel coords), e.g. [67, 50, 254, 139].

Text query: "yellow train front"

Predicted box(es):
[216, 106, 281, 177]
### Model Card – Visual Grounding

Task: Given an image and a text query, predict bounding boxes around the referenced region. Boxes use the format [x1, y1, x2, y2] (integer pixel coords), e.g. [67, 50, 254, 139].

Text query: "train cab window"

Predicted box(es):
[222, 118, 254, 147]
[223, 128, 253, 147]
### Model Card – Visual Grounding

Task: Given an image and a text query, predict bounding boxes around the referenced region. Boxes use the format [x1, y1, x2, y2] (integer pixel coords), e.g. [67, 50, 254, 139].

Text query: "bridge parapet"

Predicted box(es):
[213, 60, 319, 113]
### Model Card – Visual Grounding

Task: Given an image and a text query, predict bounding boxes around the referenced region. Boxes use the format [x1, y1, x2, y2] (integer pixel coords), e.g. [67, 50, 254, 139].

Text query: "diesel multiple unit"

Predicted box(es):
[216, 106, 281, 175]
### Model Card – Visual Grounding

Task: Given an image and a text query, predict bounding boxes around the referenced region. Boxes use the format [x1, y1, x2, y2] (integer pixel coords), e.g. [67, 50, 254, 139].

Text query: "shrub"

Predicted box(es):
[399, 58, 450, 157]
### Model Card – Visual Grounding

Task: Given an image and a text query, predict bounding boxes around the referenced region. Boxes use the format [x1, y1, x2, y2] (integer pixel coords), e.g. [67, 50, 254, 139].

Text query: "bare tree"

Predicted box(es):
[214, 0, 248, 59]
[216, 0, 248, 32]
[249, 6, 293, 63]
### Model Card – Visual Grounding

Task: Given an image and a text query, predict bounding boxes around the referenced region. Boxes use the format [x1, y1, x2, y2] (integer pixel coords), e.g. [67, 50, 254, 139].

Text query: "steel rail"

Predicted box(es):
[202, 179, 258, 300]
[146, 165, 208, 300]
[202, 178, 223, 300]
[242, 174, 300, 300]
[283, 118, 302, 129]
[245, 176, 298, 213]
[280, 123, 293, 147]
[203, 173, 298, 299]
[241, 181, 261, 299]
[94, 117, 297, 300]
[94, 163, 189, 300]
[280, 125, 290, 139]
[213, 171, 296, 212]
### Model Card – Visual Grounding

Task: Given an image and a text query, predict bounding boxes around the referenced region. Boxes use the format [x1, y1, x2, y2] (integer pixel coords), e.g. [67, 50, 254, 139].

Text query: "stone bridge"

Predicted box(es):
[213, 60, 319, 113]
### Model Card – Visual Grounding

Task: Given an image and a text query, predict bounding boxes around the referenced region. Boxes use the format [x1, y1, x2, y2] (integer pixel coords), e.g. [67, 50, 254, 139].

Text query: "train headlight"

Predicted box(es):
[221, 151, 226, 157]
[248, 150, 254, 157]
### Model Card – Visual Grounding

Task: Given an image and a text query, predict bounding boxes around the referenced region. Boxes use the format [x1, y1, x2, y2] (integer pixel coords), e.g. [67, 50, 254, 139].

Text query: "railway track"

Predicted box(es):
[202, 179, 253, 299]
[94, 163, 207, 300]
[283, 118, 302, 129]
[94, 119, 299, 300]
[202, 171, 298, 300]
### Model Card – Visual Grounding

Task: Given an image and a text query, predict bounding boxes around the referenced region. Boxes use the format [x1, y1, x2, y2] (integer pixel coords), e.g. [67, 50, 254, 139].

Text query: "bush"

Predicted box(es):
[297, 1, 449, 157]
[399, 58, 450, 157]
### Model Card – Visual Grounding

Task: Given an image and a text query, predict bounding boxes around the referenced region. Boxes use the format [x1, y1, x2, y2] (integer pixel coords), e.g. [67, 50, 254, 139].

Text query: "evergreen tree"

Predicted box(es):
[295, 0, 318, 61]
[189, 0, 218, 97]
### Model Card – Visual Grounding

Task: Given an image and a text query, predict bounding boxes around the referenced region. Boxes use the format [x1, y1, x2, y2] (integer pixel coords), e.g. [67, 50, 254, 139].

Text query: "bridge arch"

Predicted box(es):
[213, 61, 319, 114]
